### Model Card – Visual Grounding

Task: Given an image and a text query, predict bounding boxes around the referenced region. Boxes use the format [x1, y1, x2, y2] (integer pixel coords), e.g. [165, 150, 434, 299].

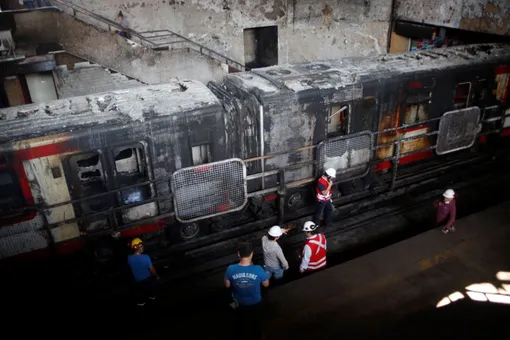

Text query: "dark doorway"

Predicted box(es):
[244, 26, 278, 69]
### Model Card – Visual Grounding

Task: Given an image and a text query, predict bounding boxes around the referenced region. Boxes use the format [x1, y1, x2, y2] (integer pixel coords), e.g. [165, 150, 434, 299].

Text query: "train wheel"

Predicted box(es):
[210, 217, 227, 232]
[179, 222, 200, 240]
[287, 192, 304, 211]
[249, 196, 276, 219]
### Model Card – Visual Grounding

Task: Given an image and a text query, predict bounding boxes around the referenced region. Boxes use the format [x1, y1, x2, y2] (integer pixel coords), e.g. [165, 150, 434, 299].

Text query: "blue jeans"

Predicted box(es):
[264, 266, 284, 280]
[314, 200, 333, 227]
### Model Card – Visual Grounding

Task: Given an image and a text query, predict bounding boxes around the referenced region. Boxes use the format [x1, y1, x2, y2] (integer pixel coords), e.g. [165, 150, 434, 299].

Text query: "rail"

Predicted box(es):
[50, 0, 247, 71]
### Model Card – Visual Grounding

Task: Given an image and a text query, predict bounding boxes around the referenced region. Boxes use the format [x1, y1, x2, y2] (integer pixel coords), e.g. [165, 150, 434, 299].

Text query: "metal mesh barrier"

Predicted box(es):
[436, 107, 480, 155]
[171, 158, 247, 222]
[317, 132, 373, 181]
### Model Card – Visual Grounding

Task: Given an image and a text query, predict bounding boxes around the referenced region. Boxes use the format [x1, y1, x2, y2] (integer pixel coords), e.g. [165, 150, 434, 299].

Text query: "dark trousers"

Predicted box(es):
[135, 276, 156, 304]
[235, 303, 262, 340]
[314, 200, 333, 227]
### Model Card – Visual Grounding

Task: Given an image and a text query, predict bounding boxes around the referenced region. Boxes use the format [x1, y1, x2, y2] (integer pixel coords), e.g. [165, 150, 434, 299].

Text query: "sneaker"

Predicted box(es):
[136, 302, 146, 307]
[442, 227, 449, 234]
[449, 226, 456, 232]
[149, 296, 156, 300]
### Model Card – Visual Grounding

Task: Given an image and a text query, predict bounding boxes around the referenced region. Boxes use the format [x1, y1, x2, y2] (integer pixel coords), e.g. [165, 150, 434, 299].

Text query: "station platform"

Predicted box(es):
[260, 200, 510, 339]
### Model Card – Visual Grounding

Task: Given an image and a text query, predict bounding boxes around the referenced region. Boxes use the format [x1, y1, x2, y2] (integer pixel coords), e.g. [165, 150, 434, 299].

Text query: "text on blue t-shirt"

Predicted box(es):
[127, 254, 152, 282]
[225, 264, 268, 306]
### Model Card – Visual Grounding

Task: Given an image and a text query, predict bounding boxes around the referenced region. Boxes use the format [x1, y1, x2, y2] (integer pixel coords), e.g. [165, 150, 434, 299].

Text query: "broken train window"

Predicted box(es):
[0, 168, 25, 217]
[328, 104, 349, 137]
[453, 82, 471, 110]
[113, 145, 152, 205]
[403, 92, 431, 124]
[67, 151, 114, 233]
[192, 144, 211, 166]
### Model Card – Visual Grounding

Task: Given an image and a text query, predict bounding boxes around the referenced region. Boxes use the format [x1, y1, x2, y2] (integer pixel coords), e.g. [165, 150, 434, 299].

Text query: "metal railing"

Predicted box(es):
[50, 0, 246, 71]
[3, 108, 509, 246]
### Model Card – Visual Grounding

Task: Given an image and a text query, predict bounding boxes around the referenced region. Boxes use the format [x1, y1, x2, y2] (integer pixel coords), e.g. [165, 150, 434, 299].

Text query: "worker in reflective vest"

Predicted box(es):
[299, 221, 327, 273]
[313, 168, 336, 228]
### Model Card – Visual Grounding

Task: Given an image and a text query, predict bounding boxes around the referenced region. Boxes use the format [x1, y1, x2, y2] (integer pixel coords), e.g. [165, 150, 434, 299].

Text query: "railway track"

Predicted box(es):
[71, 148, 510, 299]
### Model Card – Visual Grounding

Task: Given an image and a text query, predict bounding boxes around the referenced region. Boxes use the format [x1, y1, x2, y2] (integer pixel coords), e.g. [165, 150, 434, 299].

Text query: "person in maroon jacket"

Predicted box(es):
[436, 189, 457, 234]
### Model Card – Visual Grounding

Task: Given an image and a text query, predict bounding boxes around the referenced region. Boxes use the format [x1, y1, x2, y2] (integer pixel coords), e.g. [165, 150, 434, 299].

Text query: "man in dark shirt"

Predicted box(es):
[436, 189, 457, 234]
[127, 238, 160, 306]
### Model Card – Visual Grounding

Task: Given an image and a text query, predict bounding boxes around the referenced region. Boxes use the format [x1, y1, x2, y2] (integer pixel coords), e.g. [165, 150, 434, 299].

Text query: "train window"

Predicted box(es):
[68, 152, 112, 213]
[453, 82, 471, 109]
[192, 144, 211, 165]
[0, 169, 24, 214]
[328, 104, 349, 136]
[406, 92, 431, 104]
[404, 93, 430, 124]
[478, 80, 487, 101]
[113, 146, 151, 205]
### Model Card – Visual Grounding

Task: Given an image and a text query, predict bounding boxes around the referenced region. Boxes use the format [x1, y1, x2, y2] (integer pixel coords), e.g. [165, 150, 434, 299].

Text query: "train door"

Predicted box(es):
[453, 66, 510, 141]
[23, 153, 81, 244]
[375, 76, 436, 171]
[398, 78, 436, 164]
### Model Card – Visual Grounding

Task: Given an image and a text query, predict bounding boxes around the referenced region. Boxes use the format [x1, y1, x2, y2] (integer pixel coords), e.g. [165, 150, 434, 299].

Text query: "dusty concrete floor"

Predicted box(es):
[132, 200, 510, 340]
[261, 200, 510, 339]
[4, 198, 509, 339]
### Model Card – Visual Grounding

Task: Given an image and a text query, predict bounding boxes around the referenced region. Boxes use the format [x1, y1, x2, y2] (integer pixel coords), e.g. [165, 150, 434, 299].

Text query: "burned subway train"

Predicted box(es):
[0, 43, 509, 262]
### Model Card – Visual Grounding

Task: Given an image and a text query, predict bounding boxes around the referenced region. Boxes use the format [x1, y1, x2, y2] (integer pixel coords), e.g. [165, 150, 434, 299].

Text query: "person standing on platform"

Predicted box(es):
[299, 221, 327, 273]
[314, 168, 336, 228]
[436, 189, 457, 234]
[224, 242, 269, 339]
[127, 238, 160, 307]
[262, 226, 291, 280]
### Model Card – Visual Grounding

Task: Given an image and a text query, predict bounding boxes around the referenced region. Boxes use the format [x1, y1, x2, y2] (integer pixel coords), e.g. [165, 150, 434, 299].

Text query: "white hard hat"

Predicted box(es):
[443, 189, 455, 199]
[268, 226, 283, 237]
[302, 221, 318, 232]
[325, 168, 336, 178]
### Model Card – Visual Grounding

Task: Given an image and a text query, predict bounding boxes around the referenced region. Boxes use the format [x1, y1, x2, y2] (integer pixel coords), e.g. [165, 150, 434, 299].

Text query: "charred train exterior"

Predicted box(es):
[1, 43, 510, 261]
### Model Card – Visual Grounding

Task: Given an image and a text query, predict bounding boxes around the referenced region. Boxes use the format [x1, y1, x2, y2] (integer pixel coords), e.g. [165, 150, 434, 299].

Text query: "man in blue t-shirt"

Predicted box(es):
[127, 238, 160, 306]
[225, 242, 269, 339]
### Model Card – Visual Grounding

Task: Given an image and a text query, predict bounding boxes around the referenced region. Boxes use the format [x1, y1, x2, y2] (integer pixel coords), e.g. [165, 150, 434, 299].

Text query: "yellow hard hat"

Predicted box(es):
[131, 238, 143, 249]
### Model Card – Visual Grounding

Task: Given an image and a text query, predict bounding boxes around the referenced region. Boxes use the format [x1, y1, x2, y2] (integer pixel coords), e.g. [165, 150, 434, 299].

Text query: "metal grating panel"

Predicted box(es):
[317, 131, 373, 181]
[171, 158, 247, 222]
[436, 107, 480, 155]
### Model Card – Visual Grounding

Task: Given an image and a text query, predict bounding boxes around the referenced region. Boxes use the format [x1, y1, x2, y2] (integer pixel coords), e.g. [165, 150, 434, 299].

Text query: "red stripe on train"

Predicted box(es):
[119, 220, 167, 238]
[373, 150, 434, 172]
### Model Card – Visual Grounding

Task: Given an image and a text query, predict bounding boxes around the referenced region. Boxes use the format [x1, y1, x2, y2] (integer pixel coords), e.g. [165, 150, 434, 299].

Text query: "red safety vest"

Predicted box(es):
[316, 177, 332, 202]
[302, 234, 327, 271]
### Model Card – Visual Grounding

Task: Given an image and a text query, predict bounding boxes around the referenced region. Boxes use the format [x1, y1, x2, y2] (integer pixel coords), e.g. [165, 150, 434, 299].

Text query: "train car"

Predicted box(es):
[0, 81, 229, 260]
[0, 43, 509, 263]
[209, 42, 510, 216]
